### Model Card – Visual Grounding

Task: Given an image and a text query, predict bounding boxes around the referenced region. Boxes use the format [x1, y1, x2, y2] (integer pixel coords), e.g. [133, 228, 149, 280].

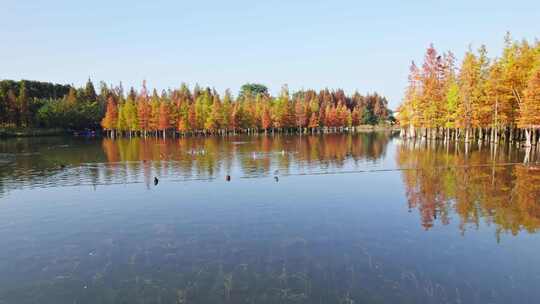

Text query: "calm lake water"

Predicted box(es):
[0, 133, 539, 304]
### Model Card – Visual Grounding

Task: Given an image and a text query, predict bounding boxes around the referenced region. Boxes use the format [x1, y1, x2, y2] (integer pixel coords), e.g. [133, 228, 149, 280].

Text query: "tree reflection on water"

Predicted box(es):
[397, 140, 540, 239]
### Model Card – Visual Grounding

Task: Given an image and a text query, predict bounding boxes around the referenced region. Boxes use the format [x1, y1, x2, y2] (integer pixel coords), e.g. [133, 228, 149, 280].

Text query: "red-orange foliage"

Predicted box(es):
[158, 102, 170, 131]
[295, 101, 308, 128]
[261, 106, 272, 130]
[308, 112, 319, 129]
[101, 96, 118, 131]
[137, 99, 150, 131]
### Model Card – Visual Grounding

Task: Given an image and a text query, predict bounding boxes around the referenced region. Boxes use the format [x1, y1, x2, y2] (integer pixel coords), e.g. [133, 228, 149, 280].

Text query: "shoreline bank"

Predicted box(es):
[0, 128, 68, 138]
[0, 125, 399, 139]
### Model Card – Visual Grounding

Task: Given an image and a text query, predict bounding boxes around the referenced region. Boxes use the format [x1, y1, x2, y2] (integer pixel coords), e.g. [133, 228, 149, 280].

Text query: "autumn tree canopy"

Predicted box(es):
[1, 79, 393, 136]
[397, 33, 540, 146]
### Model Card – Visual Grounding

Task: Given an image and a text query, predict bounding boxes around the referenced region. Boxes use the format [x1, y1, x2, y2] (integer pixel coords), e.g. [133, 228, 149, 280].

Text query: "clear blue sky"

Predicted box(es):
[2, 0, 539, 109]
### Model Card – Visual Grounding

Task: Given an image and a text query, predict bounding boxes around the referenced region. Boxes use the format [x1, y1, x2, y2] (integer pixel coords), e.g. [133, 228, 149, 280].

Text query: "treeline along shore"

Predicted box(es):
[397, 33, 540, 147]
[0, 79, 393, 138]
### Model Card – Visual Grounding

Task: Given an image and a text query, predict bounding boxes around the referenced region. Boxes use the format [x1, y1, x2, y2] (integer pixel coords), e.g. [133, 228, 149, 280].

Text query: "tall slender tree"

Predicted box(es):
[158, 101, 170, 138]
[101, 96, 118, 136]
[18, 81, 29, 127]
[518, 65, 540, 146]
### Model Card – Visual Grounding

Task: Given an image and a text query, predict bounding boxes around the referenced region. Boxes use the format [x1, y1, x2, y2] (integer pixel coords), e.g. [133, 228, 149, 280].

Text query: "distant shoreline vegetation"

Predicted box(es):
[0, 81, 394, 138]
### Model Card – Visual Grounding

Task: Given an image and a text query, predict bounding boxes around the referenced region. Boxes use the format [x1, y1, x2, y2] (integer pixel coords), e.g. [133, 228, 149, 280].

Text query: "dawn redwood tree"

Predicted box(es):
[137, 81, 150, 136]
[457, 50, 479, 143]
[128, 87, 137, 103]
[326, 105, 338, 129]
[501, 35, 537, 129]
[149, 90, 160, 134]
[518, 65, 540, 147]
[318, 104, 326, 130]
[420, 44, 445, 136]
[351, 106, 361, 127]
[158, 101, 170, 138]
[205, 95, 222, 133]
[471, 45, 490, 139]
[221, 90, 232, 133]
[101, 96, 118, 137]
[194, 93, 208, 131]
[444, 80, 459, 140]
[116, 102, 128, 134]
[308, 112, 319, 132]
[188, 103, 197, 133]
[336, 103, 348, 128]
[137, 97, 150, 136]
[400, 61, 421, 138]
[485, 60, 510, 142]
[177, 117, 189, 134]
[253, 94, 265, 130]
[124, 97, 138, 137]
[295, 100, 307, 132]
[261, 105, 272, 133]
[440, 51, 458, 139]
[230, 104, 240, 133]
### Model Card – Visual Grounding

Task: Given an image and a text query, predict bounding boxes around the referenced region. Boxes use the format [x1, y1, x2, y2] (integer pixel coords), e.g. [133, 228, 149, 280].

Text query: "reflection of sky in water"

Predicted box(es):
[0, 133, 539, 304]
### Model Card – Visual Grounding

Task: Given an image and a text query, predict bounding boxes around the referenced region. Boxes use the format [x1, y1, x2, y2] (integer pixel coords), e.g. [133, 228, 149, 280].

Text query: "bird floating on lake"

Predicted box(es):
[226, 175, 231, 182]
[154, 177, 159, 186]
[274, 176, 279, 182]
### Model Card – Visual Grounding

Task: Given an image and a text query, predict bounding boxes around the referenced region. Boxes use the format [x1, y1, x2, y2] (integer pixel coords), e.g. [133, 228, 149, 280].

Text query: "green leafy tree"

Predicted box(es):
[239, 83, 268, 99]
[18, 81, 29, 127]
[84, 78, 97, 101]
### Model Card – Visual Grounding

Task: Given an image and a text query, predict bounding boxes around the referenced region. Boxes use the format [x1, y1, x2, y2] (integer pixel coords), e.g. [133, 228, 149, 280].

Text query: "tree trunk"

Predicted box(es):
[509, 128, 514, 142]
[524, 147, 531, 164]
[479, 128, 483, 142]
[524, 128, 532, 147]
[408, 125, 416, 138]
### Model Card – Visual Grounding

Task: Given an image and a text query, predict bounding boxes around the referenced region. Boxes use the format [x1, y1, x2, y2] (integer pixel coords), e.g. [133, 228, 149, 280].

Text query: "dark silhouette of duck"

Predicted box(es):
[274, 176, 279, 182]
[154, 177, 159, 186]
[226, 175, 231, 182]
